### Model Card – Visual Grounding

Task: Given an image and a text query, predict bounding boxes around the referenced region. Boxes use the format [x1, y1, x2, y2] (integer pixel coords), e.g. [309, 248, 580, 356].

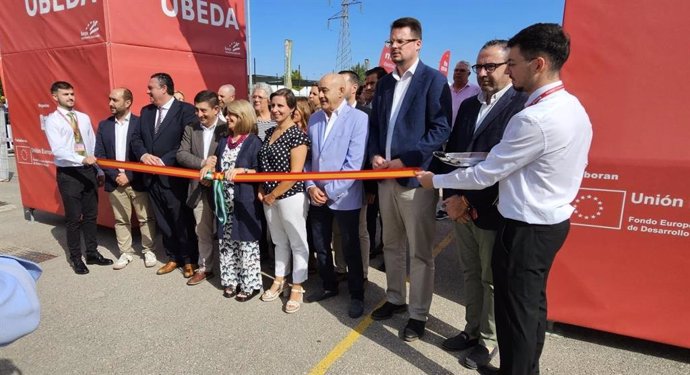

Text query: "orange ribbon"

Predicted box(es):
[97, 159, 419, 182]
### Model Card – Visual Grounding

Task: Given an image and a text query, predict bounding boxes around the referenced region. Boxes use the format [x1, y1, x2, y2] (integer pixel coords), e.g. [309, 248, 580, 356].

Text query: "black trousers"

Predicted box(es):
[310, 205, 364, 300]
[366, 195, 381, 252]
[492, 217, 570, 375]
[56, 166, 99, 261]
[147, 177, 197, 264]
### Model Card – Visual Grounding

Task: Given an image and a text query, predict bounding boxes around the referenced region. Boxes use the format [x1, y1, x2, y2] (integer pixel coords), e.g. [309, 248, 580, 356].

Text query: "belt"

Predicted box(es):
[57, 165, 93, 170]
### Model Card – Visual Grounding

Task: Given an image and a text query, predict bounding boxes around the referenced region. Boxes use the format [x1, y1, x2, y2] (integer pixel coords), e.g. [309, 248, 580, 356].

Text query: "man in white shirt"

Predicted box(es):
[44, 81, 112, 274]
[94, 88, 158, 270]
[330, 70, 371, 283]
[417, 23, 593, 375]
[176, 90, 225, 286]
[217, 84, 236, 118]
[304, 73, 369, 318]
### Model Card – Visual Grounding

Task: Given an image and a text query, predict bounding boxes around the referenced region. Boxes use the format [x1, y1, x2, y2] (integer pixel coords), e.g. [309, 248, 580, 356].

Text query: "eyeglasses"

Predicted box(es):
[251, 95, 267, 100]
[471, 62, 508, 74]
[384, 38, 418, 48]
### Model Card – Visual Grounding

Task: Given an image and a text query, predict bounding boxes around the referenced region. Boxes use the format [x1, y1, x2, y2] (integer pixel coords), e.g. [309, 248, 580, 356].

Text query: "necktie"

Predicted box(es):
[154, 106, 163, 135]
[68, 112, 86, 156]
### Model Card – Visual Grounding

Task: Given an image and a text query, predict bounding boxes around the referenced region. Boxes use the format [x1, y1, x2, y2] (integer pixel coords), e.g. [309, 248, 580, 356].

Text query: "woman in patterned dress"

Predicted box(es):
[202, 99, 263, 302]
[258, 88, 310, 314]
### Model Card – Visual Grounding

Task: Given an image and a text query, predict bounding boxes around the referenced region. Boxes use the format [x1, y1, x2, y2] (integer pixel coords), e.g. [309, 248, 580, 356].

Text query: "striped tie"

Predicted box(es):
[154, 106, 163, 135]
[68, 112, 86, 156]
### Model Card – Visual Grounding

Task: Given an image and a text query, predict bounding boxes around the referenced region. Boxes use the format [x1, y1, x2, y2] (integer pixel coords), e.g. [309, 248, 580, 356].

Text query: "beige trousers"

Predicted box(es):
[108, 186, 156, 255]
[378, 180, 438, 321]
[192, 191, 217, 272]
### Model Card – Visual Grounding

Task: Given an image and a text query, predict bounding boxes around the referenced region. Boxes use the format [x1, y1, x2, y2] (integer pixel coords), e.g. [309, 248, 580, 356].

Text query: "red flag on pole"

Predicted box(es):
[378, 44, 395, 73]
[439, 50, 451, 77]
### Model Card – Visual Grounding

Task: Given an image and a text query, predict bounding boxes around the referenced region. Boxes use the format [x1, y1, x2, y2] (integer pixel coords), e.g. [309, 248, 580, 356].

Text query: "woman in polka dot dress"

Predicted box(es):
[257, 89, 311, 314]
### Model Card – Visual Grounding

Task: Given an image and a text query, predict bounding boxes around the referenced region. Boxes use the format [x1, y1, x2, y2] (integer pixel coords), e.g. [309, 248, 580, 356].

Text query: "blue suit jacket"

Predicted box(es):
[437, 87, 527, 229]
[130, 99, 197, 188]
[94, 114, 145, 192]
[214, 133, 263, 242]
[368, 61, 452, 187]
[305, 104, 369, 210]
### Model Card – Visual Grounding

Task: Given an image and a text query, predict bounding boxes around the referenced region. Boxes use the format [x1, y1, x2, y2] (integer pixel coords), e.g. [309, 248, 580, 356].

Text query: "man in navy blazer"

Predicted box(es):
[367, 17, 452, 340]
[95, 88, 157, 270]
[305, 73, 369, 318]
[131, 73, 198, 277]
[435, 40, 528, 370]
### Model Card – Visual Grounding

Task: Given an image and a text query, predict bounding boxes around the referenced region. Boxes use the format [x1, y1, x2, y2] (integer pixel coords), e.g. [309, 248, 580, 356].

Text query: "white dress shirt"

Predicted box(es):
[155, 97, 175, 127]
[433, 81, 593, 224]
[386, 58, 419, 160]
[475, 84, 512, 130]
[324, 99, 347, 141]
[44, 107, 96, 167]
[201, 117, 219, 158]
[114, 112, 131, 172]
[114, 112, 130, 156]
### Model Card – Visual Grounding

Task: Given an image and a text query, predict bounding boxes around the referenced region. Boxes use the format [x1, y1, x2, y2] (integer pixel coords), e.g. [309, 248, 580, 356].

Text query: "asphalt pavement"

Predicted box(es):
[1, 155, 688, 375]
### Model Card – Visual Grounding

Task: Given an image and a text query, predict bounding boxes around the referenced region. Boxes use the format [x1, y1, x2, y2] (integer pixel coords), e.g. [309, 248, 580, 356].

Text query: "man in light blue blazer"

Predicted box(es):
[368, 17, 452, 340]
[305, 73, 369, 319]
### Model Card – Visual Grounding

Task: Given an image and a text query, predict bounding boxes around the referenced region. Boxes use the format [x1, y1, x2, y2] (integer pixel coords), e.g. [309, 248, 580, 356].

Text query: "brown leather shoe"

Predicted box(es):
[156, 261, 178, 275]
[187, 271, 214, 286]
[182, 264, 196, 278]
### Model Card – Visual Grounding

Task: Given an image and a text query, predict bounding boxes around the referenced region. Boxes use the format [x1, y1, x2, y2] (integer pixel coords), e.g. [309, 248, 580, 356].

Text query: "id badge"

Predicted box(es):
[74, 143, 86, 153]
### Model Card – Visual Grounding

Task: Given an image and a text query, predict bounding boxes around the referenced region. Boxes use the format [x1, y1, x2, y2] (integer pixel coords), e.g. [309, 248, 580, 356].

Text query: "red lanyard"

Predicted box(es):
[527, 84, 564, 107]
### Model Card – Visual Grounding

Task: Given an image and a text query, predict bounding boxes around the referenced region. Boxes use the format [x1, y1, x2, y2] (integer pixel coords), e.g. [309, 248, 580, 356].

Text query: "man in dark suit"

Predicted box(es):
[436, 40, 527, 370]
[368, 17, 452, 341]
[95, 88, 158, 270]
[176, 90, 226, 286]
[131, 72, 198, 278]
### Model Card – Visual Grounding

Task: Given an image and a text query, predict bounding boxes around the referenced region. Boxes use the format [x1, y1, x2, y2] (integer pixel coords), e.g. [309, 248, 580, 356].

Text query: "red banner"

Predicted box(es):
[552, 0, 690, 348]
[0, 0, 248, 227]
[438, 50, 451, 77]
[377, 45, 395, 73]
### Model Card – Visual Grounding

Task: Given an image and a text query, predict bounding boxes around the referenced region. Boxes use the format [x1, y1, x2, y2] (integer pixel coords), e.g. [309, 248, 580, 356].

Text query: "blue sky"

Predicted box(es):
[248, 0, 565, 81]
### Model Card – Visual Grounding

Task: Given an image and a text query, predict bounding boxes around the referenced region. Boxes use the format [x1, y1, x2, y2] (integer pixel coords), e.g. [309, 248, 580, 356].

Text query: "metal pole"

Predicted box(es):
[245, 0, 253, 93]
[0, 106, 9, 182]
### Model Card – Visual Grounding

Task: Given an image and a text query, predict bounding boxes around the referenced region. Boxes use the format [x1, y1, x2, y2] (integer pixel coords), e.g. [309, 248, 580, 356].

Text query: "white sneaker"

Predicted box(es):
[113, 253, 133, 270]
[143, 251, 157, 268]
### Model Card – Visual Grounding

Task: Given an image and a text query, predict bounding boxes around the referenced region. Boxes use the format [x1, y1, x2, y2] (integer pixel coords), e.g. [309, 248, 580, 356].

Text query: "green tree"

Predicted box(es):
[291, 69, 303, 90]
[348, 63, 367, 84]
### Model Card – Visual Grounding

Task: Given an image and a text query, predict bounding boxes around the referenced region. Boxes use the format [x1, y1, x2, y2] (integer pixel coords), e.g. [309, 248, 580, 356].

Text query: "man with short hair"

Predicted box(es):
[368, 17, 452, 341]
[362, 66, 388, 260]
[95, 88, 158, 270]
[417, 23, 593, 375]
[363, 66, 386, 108]
[217, 84, 236, 115]
[436, 40, 527, 370]
[131, 72, 198, 278]
[177, 90, 226, 286]
[305, 73, 369, 318]
[44, 81, 112, 274]
[450, 61, 482, 127]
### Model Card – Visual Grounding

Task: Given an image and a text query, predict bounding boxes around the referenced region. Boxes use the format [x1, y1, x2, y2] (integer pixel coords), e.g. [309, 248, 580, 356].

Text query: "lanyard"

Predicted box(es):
[58, 110, 81, 132]
[527, 84, 564, 107]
